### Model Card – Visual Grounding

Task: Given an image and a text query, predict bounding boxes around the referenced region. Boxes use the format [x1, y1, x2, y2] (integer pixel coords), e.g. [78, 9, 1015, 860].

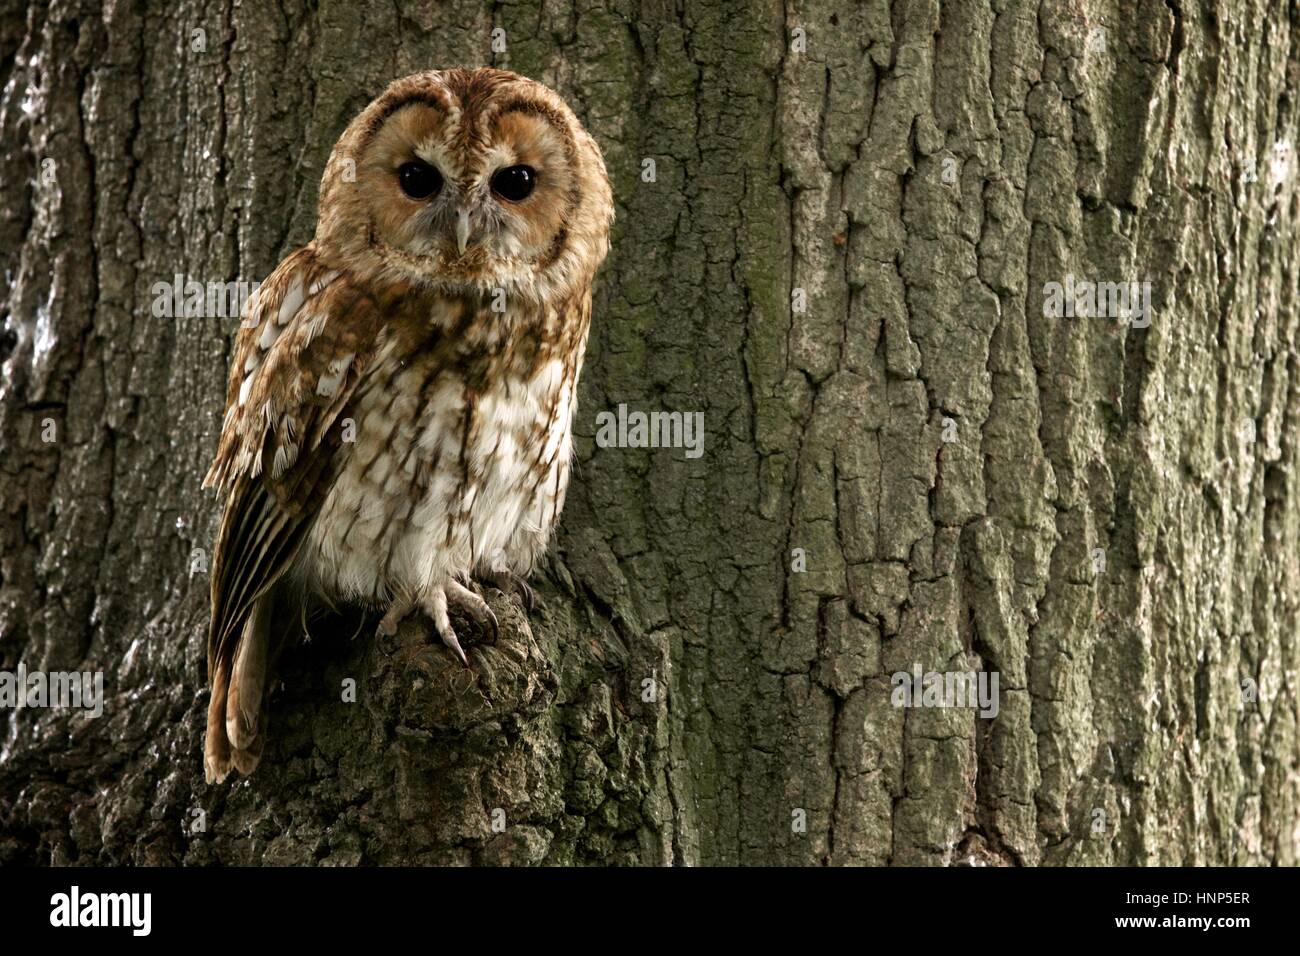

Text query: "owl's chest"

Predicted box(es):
[298, 332, 579, 601]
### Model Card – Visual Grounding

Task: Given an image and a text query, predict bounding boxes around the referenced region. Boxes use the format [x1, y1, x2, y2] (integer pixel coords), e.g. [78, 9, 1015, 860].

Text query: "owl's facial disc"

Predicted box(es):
[332, 76, 586, 293]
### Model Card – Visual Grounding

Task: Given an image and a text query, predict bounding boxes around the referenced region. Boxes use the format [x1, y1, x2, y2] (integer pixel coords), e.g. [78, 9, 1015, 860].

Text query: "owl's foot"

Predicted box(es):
[481, 570, 537, 612]
[446, 580, 499, 644]
[420, 581, 498, 667]
[376, 595, 416, 637]
[376, 584, 497, 665]
[420, 588, 467, 667]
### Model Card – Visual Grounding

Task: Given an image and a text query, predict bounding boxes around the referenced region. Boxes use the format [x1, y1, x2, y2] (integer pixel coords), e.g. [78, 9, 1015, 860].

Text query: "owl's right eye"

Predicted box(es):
[398, 161, 443, 200]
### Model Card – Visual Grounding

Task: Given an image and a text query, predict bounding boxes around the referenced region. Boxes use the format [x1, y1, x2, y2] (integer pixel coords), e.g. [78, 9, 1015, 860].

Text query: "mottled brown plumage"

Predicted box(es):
[203, 68, 613, 783]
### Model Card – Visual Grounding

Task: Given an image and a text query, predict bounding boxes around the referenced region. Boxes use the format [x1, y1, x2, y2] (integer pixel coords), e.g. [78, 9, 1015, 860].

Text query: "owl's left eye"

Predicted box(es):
[491, 165, 537, 202]
[398, 161, 443, 200]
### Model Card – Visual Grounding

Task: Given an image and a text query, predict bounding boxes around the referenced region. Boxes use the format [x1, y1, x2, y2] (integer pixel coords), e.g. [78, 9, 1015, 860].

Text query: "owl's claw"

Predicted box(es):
[423, 587, 470, 667]
[482, 570, 536, 612]
[380, 581, 498, 666]
[442, 631, 470, 667]
[426, 581, 499, 665]
[446, 579, 499, 643]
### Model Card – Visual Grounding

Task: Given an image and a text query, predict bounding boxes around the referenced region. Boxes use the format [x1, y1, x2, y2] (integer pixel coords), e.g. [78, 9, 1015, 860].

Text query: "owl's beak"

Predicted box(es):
[455, 207, 472, 254]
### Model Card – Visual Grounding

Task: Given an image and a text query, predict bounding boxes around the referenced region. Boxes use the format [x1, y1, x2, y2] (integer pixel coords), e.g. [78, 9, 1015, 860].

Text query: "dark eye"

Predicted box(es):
[491, 165, 537, 202]
[398, 161, 442, 200]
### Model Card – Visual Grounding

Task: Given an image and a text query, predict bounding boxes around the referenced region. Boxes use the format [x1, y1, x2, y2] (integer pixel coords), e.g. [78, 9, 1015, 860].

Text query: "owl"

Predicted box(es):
[201, 68, 614, 783]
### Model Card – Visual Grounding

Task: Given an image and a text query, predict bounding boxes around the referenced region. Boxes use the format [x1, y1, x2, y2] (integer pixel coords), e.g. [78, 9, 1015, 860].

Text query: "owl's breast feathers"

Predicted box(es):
[205, 242, 592, 676]
[292, 277, 592, 604]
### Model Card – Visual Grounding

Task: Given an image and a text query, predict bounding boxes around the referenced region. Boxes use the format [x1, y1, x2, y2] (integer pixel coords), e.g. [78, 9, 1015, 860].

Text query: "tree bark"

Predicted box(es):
[2, 0, 1298, 866]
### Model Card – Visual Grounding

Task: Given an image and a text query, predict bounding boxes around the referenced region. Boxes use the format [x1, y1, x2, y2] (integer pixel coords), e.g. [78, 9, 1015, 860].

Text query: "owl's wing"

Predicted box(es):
[204, 243, 387, 686]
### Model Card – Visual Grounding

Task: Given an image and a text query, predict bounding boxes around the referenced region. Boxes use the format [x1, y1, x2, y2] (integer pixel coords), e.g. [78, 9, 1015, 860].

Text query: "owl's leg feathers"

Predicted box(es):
[481, 570, 536, 612]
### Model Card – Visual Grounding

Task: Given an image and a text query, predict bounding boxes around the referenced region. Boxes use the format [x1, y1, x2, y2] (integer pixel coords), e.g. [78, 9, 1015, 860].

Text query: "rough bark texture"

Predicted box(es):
[2, 0, 1299, 866]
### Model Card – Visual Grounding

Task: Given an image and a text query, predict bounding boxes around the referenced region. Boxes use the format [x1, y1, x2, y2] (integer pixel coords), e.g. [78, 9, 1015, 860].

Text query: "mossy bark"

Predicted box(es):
[1, 0, 1298, 865]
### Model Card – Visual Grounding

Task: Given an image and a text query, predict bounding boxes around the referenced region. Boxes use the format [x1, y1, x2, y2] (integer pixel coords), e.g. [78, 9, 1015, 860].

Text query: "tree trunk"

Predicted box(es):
[2, 0, 1298, 866]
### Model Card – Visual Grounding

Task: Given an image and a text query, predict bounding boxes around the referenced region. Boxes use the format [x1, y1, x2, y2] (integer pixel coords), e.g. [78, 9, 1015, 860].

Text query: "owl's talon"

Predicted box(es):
[478, 605, 499, 642]
[483, 570, 536, 612]
[442, 630, 470, 667]
[446, 579, 499, 643]
[422, 587, 471, 666]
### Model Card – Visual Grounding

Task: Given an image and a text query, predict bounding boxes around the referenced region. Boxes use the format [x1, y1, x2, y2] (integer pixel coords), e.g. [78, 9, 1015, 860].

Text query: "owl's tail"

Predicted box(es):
[205, 591, 275, 783]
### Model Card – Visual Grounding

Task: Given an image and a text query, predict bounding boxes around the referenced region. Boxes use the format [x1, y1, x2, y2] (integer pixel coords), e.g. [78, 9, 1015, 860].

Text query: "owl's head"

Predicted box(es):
[316, 68, 613, 304]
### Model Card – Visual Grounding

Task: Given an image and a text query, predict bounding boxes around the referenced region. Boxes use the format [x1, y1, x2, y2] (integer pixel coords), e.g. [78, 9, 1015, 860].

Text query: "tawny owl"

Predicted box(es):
[202, 68, 613, 783]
